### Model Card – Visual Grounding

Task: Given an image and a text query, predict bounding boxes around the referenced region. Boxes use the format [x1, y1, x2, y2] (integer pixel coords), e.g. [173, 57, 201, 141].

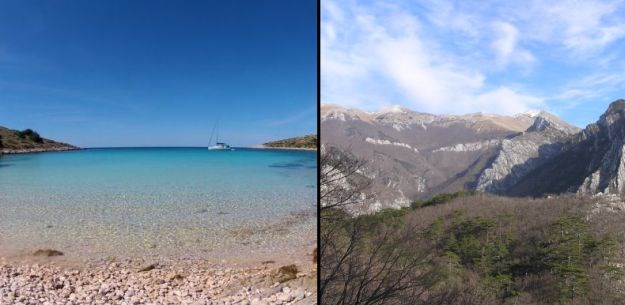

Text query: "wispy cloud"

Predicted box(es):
[491, 21, 535, 69]
[551, 69, 625, 109]
[321, 0, 543, 115]
[322, 0, 625, 121]
[267, 106, 317, 126]
[525, 0, 625, 54]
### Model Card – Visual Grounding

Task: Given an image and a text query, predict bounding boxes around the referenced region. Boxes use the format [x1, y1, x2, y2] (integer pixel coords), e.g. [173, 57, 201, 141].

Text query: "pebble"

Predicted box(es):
[0, 258, 317, 304]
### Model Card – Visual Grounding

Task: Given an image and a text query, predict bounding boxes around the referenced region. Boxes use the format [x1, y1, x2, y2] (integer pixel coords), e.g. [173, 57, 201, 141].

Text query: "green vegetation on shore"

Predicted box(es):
[17, 128, 43, 143]
[263, 134, 317, 149]
[0, 126, 77, 153]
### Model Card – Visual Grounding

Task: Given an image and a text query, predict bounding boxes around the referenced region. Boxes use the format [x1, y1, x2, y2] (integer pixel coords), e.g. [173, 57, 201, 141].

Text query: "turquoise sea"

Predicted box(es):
[0, 148, 317, 261]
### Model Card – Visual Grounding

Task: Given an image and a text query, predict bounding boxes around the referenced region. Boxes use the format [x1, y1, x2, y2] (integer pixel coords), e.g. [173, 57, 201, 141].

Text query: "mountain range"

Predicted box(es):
[321, 100, 625, 213]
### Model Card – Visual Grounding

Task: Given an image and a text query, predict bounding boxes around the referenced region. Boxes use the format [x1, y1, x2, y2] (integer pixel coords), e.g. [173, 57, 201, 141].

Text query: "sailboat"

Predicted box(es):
[208, 122, 232, 151]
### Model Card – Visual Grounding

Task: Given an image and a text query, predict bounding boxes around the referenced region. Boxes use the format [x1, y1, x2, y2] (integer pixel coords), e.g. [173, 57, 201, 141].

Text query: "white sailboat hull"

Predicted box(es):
[208, 143, 232, 150]
[207, 122, 232, 151]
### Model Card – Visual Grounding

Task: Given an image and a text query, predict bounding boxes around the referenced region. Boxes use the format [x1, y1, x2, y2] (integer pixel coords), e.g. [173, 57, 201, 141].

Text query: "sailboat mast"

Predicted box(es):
[208, 122, 217, 148]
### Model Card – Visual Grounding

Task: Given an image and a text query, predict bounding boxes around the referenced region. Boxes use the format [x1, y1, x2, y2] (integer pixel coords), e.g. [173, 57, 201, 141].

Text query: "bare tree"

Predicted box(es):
[320, 216, 429, 305]
[320, 146, 428, 305]
[320, 145, 370, 213]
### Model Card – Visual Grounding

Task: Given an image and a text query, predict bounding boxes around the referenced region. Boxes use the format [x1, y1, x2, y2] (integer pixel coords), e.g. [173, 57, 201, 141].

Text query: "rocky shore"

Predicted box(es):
[0, 256, 317, 304]
[1, 147, 80, 154]
[249, 145, 317, 151]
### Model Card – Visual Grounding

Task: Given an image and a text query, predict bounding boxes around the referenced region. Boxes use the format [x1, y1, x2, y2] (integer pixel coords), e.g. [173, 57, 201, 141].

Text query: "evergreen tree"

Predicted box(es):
[18, 129, 43, 143]
[546, 216, 594, 301]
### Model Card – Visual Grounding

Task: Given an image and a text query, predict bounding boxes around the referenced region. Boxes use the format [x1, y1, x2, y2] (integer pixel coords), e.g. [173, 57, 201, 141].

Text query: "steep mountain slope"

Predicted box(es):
[475, 115, 573, 193]
[508, 99, 625, 197]
[321, 104, 580, 212]
[0, 126, 78, 154]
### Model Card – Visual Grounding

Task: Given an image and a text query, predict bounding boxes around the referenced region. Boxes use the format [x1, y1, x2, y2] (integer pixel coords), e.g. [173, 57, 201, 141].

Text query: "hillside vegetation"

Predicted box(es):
[320, 150, 625, 305]
[0, 126, 78, 153]
[321, 193, 625, 305]
[263, 134, 317, 149]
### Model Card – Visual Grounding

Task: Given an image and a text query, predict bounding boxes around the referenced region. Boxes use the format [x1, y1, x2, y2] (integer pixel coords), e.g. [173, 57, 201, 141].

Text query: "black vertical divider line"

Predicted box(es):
[316, 0, 322, 298]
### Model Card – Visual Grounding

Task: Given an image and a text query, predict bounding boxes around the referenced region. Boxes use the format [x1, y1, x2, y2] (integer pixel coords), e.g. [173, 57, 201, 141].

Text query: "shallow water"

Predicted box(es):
[0, 148, 317, 261]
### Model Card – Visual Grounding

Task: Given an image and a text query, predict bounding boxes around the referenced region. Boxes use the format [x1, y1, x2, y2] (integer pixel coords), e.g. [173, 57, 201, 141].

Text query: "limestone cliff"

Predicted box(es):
[508, 100, 625, 197]
[476, 114, 575, 193]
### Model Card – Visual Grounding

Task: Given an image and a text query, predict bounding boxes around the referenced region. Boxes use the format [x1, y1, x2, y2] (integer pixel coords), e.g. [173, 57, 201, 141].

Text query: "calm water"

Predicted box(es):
[0, 148, 317, 261]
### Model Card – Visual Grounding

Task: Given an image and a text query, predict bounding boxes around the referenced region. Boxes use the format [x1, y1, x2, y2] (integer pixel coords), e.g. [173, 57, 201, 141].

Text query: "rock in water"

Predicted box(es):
[32, 249, 64, 257]
[273, 265, 298, 283]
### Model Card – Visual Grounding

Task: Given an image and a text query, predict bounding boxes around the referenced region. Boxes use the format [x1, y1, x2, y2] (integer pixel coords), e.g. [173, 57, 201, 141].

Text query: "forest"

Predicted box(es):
[320, 150, 625, 305]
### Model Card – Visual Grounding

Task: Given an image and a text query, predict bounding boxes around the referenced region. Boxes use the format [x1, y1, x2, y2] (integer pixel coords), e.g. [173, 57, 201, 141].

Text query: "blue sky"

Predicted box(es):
[0, 0, 316, 147]
[321, 0, 625, 128]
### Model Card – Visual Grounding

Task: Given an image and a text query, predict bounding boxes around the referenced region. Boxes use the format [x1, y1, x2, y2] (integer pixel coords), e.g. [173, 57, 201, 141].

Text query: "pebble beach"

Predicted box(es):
[0, 148, 318, 304]
[0, 255, 317, 304]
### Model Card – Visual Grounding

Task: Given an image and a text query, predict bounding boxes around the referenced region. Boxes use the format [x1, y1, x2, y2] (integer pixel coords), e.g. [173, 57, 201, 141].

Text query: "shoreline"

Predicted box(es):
[0, 207, 317, 303]
[1, 146, 317, 154]
[0, 147, 317, 154]
[1, 147, 80, 155]
[249, 145, 317, 151]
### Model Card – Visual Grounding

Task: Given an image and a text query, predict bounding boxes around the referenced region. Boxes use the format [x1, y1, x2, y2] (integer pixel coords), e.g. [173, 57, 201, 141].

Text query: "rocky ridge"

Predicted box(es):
[475, 114, 573, 194]
[509, 99, 625, 198]
[321, 103, 581, 212]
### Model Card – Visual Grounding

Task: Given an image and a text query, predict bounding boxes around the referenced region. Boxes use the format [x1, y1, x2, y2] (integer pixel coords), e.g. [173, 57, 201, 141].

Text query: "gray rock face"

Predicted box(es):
[322, 100, 625, 211]
[574, 101, 625, 196]
[508, 99, 625, 197]
[321, 104, 580, 212]
[477, 116, 574, 194]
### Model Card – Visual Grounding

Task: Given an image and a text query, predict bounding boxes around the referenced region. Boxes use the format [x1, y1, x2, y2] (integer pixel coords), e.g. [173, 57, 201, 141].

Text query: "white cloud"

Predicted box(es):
[321, 0, 543, 115]
[551, 69, 625, 109]
[509, 0, 625, 55]
[419, 0, 481, 37]
[553, 1, 625, 52]
[474, 87, 543, 114]
[491, 22, 535, 69]
[322, 0, 625, 120]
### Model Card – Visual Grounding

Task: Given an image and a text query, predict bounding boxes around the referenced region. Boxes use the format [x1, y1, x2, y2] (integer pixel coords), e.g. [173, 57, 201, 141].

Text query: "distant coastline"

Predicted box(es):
[2, 146, 316, 153]
[250, 144, 317, 151]
[1, 147, 80, 154]
[260, 134, 317, 150]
